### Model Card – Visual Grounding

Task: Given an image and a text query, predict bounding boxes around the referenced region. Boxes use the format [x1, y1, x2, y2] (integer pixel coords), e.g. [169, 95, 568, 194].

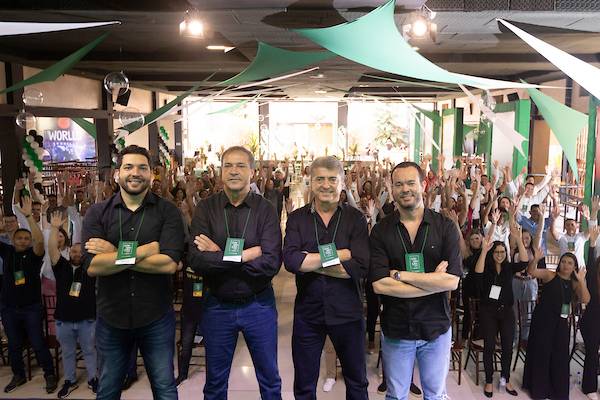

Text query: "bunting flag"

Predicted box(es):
[0, 32, 109, 94]
[0, 21, 118, 36]
[499, 19, 600, 101]
[294, 0, 536, 90]
[526, 85, 588, 181]
[72, 117, 97, 139]
[400, 99, 440, 151]
[413, 105, 441, 125]
[459, 84, 526, 156]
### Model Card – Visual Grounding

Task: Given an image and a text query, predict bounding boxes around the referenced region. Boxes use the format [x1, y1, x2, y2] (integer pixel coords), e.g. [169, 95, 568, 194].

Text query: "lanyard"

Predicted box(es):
[224, 207, 252, 239]
[313, 210, 342, 246]
[397, 224, 429, 255]
[119, 208, 146, 242]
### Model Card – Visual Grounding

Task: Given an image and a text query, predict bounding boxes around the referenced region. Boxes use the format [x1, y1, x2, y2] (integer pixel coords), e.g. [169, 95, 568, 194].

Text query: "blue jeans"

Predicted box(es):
[382, 328, 451, 400]
[0, 303, 55, 377]
[202, 287, 281, 400]
[95, 310, 177, 400]
[56, 319, 97, 382]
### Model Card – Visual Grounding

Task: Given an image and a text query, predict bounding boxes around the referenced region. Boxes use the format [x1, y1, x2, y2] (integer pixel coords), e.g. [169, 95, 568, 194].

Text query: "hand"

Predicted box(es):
[551, 203, 561, 219]
[194, 234, 221, 252]
[435, 260, 448, 273]
[592, 195, 600, 214]
[490, 209, 501, 225]
[49, 211, 65, 228]
[575, 266, 587, 283]
[533, 246, 544, 261]
[442, 208, 459, 224]
[582, 204, 591, 221]
[85, 238, 117, 255]
[590, 226, 600, 246]
[493, 160, 499, 169]
[16, 195, 32, 217]
[482, 236, 494, 253]
[538, 204, 546, 223]
[510, 221, 522, 238]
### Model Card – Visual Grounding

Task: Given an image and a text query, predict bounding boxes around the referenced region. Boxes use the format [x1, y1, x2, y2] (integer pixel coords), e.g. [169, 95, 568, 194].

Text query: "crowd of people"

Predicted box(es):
[0, 144, 599, 400]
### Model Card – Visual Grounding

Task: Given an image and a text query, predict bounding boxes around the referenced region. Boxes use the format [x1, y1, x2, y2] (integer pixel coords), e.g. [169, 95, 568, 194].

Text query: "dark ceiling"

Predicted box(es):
[1, 0, 600, 101]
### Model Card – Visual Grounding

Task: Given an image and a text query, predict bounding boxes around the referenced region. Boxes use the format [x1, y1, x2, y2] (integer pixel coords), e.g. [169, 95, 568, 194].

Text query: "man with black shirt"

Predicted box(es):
[48, 211, 97, 398]
[0, 196, 57, 394]
[370, 162, 461, 400]
[283, 156, 369, 400]
[189, 146, 282, 400]
[82, 145, 185, 400]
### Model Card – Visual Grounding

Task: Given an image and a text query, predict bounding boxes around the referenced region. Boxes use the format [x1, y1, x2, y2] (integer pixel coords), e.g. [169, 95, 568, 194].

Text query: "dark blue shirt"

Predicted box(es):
[283, 203, 369, 325]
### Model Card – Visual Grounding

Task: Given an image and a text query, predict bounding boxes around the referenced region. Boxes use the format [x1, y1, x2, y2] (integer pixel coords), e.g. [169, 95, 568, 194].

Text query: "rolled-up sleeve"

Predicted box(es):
[369, 223, 391, 283]
[283, 212, 308, 274]
[442, 218, 463, 277]
[341, 213, 369, 282]
[243, 204, 282, 278]
[158, 203, 185, 263]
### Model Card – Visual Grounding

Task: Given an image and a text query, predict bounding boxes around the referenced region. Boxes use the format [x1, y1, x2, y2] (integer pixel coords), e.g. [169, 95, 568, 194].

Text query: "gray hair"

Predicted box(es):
[310, 156, 344, 178]
[221, 146, 255, 169]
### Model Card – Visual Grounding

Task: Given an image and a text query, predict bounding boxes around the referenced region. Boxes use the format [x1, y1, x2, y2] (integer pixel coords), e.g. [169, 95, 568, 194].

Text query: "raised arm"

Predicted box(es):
[15, 196, 44, 256]
[528, 246, 554, 282]
[533, 204, 546, 251]
[48, 211, 65, 266]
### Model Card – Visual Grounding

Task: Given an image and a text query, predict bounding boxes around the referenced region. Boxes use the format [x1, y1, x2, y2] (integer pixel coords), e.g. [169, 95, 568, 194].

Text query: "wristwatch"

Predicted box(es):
[393, 271, 402, 281]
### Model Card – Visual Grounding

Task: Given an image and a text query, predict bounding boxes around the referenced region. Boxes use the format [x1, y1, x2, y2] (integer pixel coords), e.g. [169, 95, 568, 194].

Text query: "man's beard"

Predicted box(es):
[120, 178, 149, 195]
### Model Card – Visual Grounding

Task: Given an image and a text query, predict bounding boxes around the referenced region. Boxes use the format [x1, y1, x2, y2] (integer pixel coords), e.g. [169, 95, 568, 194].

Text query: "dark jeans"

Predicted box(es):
[96, 310, 177, 400]
[480, 304, 515, 384]
[581, 312, 600, 394]
[292, 316, 368, 400]
[202, 286, 281, 400]
[365, 281, 380, 342]
[178, 307, 203, 378]
[0, 303, 54, 377]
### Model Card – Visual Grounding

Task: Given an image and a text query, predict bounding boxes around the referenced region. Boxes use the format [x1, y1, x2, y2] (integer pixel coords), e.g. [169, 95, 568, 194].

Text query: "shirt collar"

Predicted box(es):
[220, 190, 255, 209]
[112, 190, 157, 209]
[394, 207, 434, 225]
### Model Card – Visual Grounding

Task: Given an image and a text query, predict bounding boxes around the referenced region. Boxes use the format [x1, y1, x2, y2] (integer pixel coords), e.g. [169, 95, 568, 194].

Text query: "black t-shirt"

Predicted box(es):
[53, 257, 96, 322]
[0, 242, 44, 307]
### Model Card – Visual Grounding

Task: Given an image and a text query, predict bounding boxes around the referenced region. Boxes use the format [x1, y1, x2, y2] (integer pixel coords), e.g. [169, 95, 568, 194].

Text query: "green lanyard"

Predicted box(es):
[224, 208, 252, 239]
[314, 211, 342, 246]
[397, 224, 429, 255]
[119, 208, 146, 242]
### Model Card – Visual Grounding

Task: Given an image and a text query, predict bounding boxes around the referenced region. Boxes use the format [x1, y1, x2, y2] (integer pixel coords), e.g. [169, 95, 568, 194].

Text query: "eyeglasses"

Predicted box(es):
[493, 250, 506, 255]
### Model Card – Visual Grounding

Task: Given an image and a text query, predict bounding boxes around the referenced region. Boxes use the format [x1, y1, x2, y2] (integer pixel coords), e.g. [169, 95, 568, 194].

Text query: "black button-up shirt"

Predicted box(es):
[474, 258, 528, 308]
[188, 191, 282, 301]
[53, 257, 96, 322]
[283, 203, 369, 325]
[369, 209, 462, 341]
[82, 191, 185, 329]
[0, 243, 43, 307]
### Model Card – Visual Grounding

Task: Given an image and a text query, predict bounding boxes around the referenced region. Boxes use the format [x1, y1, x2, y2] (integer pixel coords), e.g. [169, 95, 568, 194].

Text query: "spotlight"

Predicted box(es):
[411, 17, 428, 37]
[180, 9, 205, 39]
[402, 6, 438, 43]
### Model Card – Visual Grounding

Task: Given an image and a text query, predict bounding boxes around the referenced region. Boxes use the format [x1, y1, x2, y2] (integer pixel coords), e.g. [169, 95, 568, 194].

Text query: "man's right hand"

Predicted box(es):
[337, 249, 352, 262]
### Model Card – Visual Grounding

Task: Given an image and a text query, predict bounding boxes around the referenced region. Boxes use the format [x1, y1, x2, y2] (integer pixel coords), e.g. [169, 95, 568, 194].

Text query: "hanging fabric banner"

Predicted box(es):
[526, 85, 588, 181]
[499, 19, 600, 101]
[0, 21, 118, 36]
[413, 105, 441, 125]
[72, 117, 97, 140]
[0, 32, 110, 94]
[459, 84, 526, 157]
[294, 0, 536, 90]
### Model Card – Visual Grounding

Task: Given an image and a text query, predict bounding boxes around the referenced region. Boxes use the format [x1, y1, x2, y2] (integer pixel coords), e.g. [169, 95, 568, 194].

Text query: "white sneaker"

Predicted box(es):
[586, 393, 599, 400]
[323, 378, 336, 392]
[499, 377, 507, 387]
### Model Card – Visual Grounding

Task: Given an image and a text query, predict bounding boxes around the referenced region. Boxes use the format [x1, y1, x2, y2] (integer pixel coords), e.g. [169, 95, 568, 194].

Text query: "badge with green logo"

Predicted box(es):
[14, 270, 25, 286]
[405, 253, 425, 273]
[560, 303, 570, 318]
[192, 282, 203, 297]
[116, 241, 138, 265]
[223, 238, 244, 262]
[69, 282, 82, 297]
[567, 241, 575, 252]
[319, 243, 341, 268]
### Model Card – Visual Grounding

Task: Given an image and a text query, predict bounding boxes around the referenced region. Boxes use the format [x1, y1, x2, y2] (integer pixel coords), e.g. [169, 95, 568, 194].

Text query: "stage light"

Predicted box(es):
[180, 9, 205, 39]
[411, 17, 428, 37]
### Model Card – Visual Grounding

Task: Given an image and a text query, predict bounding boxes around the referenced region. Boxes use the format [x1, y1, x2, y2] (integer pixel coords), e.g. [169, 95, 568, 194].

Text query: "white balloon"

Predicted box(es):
[31, 141, 39, 149]
[24, 159, 33, 167]
[25, 135, 34, 143]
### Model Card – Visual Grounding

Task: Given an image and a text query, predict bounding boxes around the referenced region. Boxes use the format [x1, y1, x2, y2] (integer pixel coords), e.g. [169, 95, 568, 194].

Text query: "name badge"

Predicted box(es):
[521, 204, 528, 212]
[560, 303, 570, 319]
[567, 241, 575, 252]
[14, 270, 25, 286]
[489, 284, 502, 300]
[405, 253, 425, 273]
[69, 282, 82, 298]
[116, 241, 138, 265]
[192, 282, 203, 297]
[223, 238, 244, 262]
[318, 243, 340, 268]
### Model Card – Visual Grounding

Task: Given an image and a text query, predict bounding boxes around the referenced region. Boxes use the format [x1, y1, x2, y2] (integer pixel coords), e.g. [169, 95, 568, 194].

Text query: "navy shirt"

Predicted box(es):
[188, 191, 282, 301]
[283, 203, 369, 325]
[82, 191, 185, 329]
[369, 209, 462, 341]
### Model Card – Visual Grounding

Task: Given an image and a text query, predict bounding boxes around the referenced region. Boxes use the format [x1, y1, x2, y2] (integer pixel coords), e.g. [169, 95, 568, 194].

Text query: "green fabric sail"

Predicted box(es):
[526, 85, 588, 181]
[1, 32, 109, 94]
[413, 106, 441, 125]
[207, 99, 250, 115]
[294, 0, 533, 90]
[72, 117, 97, 139]
[218, 42, 335, 86]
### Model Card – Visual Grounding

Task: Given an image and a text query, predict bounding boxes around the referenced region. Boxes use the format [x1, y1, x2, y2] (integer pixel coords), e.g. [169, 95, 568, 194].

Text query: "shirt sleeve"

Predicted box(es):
[441, 217, 463, 277]
[340, 212, 369, 282]
[242, 203, 282, 278]
[282, 212, 308, 274]
[369, 222, 391, 283]
[158, 202, 185, 264]
[81, 204, 105, 272]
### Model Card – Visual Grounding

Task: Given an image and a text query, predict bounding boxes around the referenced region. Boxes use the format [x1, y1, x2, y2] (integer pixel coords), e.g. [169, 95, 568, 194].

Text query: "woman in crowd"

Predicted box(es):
[523, 247, 590, 400]
[582, 226, 600, 399]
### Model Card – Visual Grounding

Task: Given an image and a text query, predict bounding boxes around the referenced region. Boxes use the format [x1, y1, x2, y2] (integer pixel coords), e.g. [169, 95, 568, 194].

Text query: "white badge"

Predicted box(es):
[489, 285, 502, 300]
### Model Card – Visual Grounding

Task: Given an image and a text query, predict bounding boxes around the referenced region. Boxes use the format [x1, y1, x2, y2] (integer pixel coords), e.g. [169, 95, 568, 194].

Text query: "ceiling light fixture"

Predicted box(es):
[180, 9, 205, 39]
[402, 5, 438, 43]
[314, 90, 328, 94]
[206, 45, 235, 52]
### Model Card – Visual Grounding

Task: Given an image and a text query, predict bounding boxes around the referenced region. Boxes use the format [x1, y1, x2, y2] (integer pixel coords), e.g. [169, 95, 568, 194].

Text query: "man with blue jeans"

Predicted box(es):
[189, 146, 282, 400]
[49, 210, 98, 398]
[370, 162, 461, 400]
[82, 146, 184, 400]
